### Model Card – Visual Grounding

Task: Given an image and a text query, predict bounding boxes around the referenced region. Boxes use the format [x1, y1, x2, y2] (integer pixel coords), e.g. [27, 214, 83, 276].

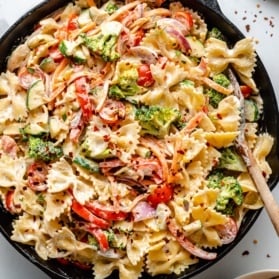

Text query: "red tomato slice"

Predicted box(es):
[240, 85, 253, 98]
[75, 77, 93, 122]
[147, 184, 173, 207]
[27, 161, 48, 191]
[137, 64, 155, 87]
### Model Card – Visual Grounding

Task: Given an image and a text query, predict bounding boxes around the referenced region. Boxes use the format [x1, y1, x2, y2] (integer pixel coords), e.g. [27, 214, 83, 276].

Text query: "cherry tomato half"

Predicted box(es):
[147, 184, 173, 207]
[240, 85, 253, 98]
[137, 64, 155, 87]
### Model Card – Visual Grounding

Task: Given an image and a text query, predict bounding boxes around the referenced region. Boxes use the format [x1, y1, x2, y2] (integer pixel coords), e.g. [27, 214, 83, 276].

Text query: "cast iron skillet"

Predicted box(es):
[0, 0, 279, 278]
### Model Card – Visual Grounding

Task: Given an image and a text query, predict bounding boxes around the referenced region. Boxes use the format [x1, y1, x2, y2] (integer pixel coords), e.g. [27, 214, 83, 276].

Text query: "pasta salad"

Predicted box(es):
[0, 0, 274, 278]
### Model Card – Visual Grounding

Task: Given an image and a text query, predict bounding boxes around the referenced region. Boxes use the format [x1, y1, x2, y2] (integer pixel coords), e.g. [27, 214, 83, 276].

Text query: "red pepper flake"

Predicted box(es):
[242, 250, 250, 256]
[93, 126, 99, 132]
[103, 134, 111, 142]
[177, 149, 185, 155]
[253, 239, 258, 244]
[216, 113, 222, 119]
[266, 253, 271, 258]
[245, 24, 251, 32]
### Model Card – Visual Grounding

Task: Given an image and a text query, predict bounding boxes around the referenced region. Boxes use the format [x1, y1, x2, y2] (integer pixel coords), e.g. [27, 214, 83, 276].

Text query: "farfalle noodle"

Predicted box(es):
[0, 1, 274, 279]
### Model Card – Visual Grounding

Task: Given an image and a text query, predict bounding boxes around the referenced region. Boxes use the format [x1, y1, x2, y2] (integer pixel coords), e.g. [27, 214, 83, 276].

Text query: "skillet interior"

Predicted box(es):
[0, 0, 278, 278]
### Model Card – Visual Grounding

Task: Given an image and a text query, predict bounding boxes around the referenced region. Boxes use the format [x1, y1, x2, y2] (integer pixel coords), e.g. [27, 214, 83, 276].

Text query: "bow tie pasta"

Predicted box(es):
[0, 1, 274, 279]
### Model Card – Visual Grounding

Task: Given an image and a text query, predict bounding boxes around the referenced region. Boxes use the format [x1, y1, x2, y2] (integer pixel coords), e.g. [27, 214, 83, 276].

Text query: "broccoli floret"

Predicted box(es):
[135, 105, 181, 138]
[28, 136, 63, 162]
[217, 147, 247, 172]
[207, 170, 224, 189]
[105, 2, 118, 14]
[205, 73, 230, 108]
[208, 27, 225, 41]
[212, 73, 230, 88]
[206, 88, 225, 108]
[179, 79, 195, 88]
[109, 68, 141, 99]
[207, 173, 244, 215]
[82, 33, 119, 62]
[216, 176, 243, 215]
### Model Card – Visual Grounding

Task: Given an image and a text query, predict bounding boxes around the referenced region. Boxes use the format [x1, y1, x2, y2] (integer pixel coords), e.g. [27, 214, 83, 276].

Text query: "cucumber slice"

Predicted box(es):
[26, 80, 48, 110]
[244, 99, 260, 122]
[39, 57, 56, 73]
[59, 40, 77, 57]
[78, 9, 92, 27]
[73, 48, 87, 64]
[23, 123, 48, 135]
[59, 40, 86, 64]
[186, 36, 205, 57]
[73, 156, 100, 173]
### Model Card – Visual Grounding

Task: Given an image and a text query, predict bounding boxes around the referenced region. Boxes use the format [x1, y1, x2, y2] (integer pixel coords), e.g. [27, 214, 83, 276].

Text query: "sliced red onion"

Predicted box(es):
[128, 46, 158, 64]
[157, 18, 189, 36]
[70, 110, 83, 129]
[132, 201, 156, 222]
[97, 249, 121, 259]
[166, 27, 191, 54]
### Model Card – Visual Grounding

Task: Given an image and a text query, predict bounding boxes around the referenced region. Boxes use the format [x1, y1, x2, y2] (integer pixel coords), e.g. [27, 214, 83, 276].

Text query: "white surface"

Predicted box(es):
[235, 269, 279, 279]
[0, 0, 278, 278]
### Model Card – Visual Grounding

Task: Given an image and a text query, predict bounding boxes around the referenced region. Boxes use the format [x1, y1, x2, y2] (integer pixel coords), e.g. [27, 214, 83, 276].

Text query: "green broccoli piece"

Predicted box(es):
[208, 27, 225, 41]
[179, 79, 195, 88]
[217, 147, 247, 172]
[109, 68, 141, 99]
[206, 88, 225, 108]
[28, 136, 63, 162]
[212, 73, 230, 88]
[205, 73, 230, 108]
[216, 176, 243, 215]
[81, 33, 119, 62]
[207, 173, 244, 215]
[105, 2, 119, 14]
[59, 40, 86, 64]
[207, 170, 224, 189]
[135, 105, 181, 138]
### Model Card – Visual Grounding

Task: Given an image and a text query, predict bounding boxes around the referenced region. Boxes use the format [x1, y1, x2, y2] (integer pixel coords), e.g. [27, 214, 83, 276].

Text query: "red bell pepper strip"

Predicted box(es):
[71, 199, 110, 229]
[74, 77, 93, 122]
[85, 201, 127, 221]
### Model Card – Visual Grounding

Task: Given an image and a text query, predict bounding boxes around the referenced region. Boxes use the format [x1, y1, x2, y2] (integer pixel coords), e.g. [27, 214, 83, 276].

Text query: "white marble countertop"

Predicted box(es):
[0, 0, 278, 278]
